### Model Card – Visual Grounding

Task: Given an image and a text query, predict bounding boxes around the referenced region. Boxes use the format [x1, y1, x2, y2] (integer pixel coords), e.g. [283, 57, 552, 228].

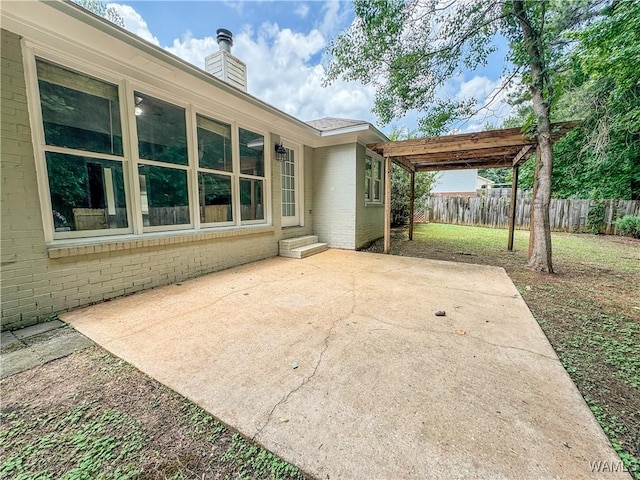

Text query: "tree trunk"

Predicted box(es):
[513, 0, 554, 273]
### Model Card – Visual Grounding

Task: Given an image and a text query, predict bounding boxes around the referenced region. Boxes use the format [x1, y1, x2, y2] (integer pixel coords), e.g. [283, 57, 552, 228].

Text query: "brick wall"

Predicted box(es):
[0, 29, 312, 330]
[354, 144, 384, 249]
[312, 144, 357, 249]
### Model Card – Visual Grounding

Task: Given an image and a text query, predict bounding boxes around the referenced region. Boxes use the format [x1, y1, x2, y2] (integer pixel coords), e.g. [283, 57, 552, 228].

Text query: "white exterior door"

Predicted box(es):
[281, 146, 300, 227]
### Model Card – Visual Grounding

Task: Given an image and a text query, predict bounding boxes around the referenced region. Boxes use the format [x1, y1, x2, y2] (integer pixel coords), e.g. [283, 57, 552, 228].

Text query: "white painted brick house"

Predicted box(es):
[0, 1, 387, 329]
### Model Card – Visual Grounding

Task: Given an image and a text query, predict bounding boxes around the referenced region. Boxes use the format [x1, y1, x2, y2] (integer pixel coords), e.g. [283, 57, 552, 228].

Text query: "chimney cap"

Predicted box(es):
[216, 28, 233, 47]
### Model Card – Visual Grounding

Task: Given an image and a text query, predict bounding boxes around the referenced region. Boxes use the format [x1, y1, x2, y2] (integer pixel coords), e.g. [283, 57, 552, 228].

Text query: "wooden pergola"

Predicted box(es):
[368, 121, 579, 253]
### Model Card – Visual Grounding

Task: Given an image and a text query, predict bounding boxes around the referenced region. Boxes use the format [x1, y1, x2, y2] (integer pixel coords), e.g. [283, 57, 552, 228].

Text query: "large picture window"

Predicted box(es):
[239, 128, 265, 221]
[135, 92, 190, 227]
[33, 56, 270, 240]
[197, 115, 234, 224]
[36, 59, 128, 234]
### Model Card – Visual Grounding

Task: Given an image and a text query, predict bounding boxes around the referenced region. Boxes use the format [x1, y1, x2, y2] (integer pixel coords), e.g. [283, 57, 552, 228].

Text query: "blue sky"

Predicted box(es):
[105, 1, 514, 133]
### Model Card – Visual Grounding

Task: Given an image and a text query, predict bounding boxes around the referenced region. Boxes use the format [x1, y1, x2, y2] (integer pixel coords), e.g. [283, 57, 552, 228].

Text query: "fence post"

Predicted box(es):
[508, 165, 519, 251]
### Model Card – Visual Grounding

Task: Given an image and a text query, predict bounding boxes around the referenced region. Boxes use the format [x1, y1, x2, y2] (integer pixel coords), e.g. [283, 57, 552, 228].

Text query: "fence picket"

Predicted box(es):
[417, 195, 639, 233]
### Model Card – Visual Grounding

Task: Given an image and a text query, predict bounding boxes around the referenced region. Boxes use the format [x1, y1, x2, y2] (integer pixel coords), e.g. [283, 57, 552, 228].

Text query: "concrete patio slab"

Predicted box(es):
[63, 250, 629, 479]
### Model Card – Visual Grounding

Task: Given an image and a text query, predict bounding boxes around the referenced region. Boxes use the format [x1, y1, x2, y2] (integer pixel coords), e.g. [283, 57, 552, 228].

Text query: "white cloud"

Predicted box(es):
[454, 75, 518, 132]
[163, 19, 377, 124]
[294, 3, 310, 18]
[105, 3, 380, 127]
[107, 3, 159, 45]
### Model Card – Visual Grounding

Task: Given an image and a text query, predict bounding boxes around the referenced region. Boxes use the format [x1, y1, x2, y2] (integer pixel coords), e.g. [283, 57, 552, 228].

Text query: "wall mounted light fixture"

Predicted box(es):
[274, 142, 287, 162]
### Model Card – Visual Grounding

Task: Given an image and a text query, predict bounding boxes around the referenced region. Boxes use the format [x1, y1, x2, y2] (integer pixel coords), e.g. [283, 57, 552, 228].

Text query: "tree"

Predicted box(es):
[387, 128, 437, 226]
[71, 0, 125, 27]
[325, 0, 604, 273]
[551, 0, 640, 200]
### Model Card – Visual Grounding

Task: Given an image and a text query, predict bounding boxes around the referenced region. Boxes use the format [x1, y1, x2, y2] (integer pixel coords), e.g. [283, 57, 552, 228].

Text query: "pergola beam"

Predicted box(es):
[373, 121, 579, 255]
[512, 144, 534, 166]
[413, 160, 516, 171]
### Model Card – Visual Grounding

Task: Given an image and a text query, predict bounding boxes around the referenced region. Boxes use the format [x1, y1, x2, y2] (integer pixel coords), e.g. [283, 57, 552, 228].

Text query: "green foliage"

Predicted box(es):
[586, 200, 605, 234]
[391, 166, 436, 227]
[478, 167, 512, 185]
[71, 0, 125, 27]
[0, 403, 144, 479]
[386, 127, 436, 226]
[511, 0, 640, 200]
[615, 215, 640, 239]
[221, 434, 303, 480]
[326, 0, 599, 135]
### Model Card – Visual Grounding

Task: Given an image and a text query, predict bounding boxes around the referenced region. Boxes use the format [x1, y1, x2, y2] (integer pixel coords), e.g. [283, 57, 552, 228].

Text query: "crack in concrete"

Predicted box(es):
[252, 281, 356, 442]
[367, 315, 557, 362]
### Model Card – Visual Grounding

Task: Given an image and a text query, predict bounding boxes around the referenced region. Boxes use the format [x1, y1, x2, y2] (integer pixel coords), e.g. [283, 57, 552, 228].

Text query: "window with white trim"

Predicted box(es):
[36, 59, 129, 233]
[134, 92, 190, 228]
[238, 128, 265, 221]
[32, 57, 271, 240]
[365, 155, 383, 203]
[196, 115, 234, 224]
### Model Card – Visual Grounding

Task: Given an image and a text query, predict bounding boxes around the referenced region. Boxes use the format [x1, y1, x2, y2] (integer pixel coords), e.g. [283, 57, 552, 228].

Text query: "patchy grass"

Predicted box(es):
[0, 349, 305, 480]
[364, 223, 640, 478]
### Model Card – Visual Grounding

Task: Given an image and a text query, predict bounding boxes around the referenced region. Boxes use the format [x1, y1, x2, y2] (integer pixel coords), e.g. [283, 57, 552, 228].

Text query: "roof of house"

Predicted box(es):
[307, 117, 370, 131]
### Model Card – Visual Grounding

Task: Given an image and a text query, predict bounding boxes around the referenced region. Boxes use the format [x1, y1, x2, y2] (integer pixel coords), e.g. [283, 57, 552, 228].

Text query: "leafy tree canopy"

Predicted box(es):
[325, 0, 601, 136]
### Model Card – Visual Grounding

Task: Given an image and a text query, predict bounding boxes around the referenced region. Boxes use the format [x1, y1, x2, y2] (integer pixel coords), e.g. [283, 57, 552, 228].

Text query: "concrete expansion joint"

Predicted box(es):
[252, 286, 357, 442]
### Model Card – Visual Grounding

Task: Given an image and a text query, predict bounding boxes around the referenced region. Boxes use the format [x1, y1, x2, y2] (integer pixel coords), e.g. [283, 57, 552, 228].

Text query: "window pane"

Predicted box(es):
[373, 159, 380, 180]
[240, 178, 264, 221]
[239, 128, 264, 176]
[373, 179, 381, 200]
[36, 59, 123, 156]
[135, 92, 187, 165]
[365, 156, 372, 178]
[365, 178, 371, 200]
[46, 152, 127, 232]
[138, 165, 189, 226]
[197, 115, 232, 172]
[198, 172, 233, 223]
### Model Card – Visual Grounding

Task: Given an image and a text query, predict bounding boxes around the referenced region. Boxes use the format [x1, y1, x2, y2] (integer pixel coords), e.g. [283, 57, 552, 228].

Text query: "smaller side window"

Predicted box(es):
[372, 158, 382, 201]
[365, 155, 372, 201]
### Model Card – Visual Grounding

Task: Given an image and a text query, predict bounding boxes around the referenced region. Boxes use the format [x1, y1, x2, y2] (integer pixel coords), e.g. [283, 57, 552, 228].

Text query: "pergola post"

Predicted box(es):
[409, 170, 415, 241]
[507, 165, 519, 251]
[383, 155, 392, 254]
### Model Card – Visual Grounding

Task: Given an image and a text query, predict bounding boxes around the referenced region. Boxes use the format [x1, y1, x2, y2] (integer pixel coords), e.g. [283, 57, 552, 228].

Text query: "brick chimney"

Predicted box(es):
[205, 29, 247, 92]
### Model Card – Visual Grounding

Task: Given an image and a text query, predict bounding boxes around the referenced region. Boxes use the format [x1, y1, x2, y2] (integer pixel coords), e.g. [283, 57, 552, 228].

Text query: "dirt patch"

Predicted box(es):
[0, 347, 305, 479]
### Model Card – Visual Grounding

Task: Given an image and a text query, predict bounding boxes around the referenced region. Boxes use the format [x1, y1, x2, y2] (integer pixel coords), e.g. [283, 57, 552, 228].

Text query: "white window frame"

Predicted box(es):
[280, 141, 303, 227]
[128, 86, 194, 233]
[365, 153, 383, 204]
[237, 124, 269, 226]
[192, 112, 236, 229]
[23, 42, 274, 244]
[24, 44, 135, 242]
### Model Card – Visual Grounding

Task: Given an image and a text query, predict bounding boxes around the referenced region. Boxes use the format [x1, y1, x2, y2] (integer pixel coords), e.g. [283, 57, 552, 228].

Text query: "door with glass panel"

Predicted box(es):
[281, 146, 300, 227]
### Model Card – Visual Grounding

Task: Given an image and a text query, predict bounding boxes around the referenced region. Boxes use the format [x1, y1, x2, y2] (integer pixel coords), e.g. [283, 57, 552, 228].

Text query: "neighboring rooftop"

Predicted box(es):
[306, 117, 369, 131]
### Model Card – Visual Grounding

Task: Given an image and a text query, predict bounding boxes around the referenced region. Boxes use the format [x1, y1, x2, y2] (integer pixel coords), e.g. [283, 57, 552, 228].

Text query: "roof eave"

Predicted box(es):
[42, 0, 321, 136]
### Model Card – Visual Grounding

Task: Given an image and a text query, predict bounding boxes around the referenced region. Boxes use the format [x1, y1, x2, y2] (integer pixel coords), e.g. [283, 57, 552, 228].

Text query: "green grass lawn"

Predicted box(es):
[367, 223, 640, 477]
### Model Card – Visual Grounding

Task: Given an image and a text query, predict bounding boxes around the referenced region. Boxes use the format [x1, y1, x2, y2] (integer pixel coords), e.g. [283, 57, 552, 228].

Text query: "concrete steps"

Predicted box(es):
[279, 235, 328, 259]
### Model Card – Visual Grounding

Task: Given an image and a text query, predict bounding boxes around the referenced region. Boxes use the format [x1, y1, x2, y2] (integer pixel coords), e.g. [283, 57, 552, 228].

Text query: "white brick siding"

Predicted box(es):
[355, 144, 384, 248]
[312, 144, 357, 249]
[0, 29, 313, 330]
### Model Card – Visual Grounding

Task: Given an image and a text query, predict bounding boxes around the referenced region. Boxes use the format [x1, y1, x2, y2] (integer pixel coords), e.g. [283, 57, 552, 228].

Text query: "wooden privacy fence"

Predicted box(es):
[418, 196, 640, 233]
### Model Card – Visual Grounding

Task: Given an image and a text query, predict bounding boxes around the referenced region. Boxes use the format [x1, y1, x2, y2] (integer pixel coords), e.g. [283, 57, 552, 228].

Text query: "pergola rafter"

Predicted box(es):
[367, 121, 579, 254]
